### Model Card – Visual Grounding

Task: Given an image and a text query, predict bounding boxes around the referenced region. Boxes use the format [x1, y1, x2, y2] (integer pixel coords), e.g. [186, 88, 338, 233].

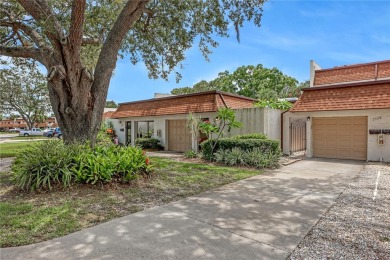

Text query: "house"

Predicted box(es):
[109, 90, 283, 152]
[0, 117, 58, 131]
[283, 60, 390, 162]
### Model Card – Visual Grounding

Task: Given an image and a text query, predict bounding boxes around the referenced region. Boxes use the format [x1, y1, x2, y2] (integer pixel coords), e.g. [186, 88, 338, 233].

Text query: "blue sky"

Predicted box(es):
[107, 0, 390, 103]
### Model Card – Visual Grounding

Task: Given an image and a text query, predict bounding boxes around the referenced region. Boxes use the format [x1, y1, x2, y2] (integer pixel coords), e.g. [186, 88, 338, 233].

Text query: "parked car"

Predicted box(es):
[43, 130, 55, 138]
[19, 128, 44, 137]
[43, 128, 56, 133]
[9, 128, 21, 133]
[44, 128, 62, 139]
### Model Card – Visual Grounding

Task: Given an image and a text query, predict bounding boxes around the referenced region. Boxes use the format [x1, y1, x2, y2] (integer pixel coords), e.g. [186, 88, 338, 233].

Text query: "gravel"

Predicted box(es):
[289, 162, 390, 260]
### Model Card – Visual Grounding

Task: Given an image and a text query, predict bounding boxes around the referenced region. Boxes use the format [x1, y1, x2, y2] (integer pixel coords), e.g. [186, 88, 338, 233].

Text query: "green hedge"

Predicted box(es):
[201, 138, 281, 160]
[135, 138, 164, 150]
[232, 133, 267, 140]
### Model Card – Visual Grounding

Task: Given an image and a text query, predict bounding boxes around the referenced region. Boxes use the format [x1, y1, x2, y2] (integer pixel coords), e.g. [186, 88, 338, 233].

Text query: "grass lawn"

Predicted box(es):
[12, 136, 51, 139]
[0, 141, 42, 158]
[0, 157, 262, 247]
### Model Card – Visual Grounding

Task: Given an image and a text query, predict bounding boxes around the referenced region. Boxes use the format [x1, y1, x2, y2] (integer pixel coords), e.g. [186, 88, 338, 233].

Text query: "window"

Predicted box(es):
[136, 121, 154, 138]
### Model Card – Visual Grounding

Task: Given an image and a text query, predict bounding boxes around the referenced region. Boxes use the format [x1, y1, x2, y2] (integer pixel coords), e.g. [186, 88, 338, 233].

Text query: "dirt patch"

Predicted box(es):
[0, 157, 14, 172]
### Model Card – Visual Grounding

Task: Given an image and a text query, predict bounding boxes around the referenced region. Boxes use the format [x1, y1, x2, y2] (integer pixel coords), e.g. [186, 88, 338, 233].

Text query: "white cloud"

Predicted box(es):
[254, 29, 319, 51]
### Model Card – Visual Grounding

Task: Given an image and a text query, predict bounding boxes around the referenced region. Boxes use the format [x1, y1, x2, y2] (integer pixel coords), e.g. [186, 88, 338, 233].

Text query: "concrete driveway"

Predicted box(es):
[1, 158, 363, 260]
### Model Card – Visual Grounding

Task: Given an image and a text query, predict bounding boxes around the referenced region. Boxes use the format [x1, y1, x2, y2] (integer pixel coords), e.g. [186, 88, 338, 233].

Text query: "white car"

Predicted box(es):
[19, 128, 44, 137]
[9, 128, 21, 133]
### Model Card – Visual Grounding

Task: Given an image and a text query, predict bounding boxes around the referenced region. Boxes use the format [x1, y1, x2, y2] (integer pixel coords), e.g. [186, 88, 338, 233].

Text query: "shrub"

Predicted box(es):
[135, 138, 164, 150]
[201, 138, 281, 161]
[12, 141, 152, 191]
[215, 147, 280, 169]
[72, 145, 152, 184]
[12, 140, 78, 191]
[232, 133, 267, 140]
[184, 150, 197, 158]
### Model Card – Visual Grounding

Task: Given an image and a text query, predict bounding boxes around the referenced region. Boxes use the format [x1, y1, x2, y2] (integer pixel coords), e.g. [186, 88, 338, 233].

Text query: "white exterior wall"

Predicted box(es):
[283, 109, 390, 162]
[109, 112, 218, 149]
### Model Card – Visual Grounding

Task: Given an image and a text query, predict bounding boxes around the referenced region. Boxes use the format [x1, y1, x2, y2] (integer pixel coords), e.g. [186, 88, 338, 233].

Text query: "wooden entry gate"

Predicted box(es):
[290, 118, 306, 154]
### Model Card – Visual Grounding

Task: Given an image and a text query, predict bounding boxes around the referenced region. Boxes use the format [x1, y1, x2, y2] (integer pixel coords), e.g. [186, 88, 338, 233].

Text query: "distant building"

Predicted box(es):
[0, 117, 58, 131]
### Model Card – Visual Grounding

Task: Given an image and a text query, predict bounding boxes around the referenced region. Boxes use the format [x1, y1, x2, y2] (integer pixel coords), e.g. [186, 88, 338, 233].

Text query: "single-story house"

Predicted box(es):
[283, 59, 390, 162]
[108, 91, 283, 152]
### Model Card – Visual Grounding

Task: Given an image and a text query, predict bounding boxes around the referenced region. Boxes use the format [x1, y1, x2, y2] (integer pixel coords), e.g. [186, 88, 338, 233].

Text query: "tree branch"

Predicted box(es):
[0, 46, 49, 67]
[17, 0, 65, 42]
[81, 37, 102, 46]
[69, 0, 86, 55]
[93, 0, 150, 93]
[0, 21, 51, 51]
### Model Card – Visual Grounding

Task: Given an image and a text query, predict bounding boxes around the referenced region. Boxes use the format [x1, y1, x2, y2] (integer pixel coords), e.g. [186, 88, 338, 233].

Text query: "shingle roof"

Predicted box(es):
[111, 91, 255, 118]
[290, 81, 390, 112]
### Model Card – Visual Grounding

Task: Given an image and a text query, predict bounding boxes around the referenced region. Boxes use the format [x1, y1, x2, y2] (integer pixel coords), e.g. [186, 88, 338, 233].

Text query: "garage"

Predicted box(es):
[312, 116, 367, 160]
[167, 120, 192, 152]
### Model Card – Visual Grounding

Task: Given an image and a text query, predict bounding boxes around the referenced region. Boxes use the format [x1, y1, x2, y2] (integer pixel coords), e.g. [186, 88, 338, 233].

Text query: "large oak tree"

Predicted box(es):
[0, 0, 265, 143]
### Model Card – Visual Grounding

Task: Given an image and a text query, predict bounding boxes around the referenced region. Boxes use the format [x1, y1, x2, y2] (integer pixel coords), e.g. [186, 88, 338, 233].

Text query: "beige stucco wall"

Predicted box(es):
[283, 109, 390, 162]
[231, 107, 283, 141]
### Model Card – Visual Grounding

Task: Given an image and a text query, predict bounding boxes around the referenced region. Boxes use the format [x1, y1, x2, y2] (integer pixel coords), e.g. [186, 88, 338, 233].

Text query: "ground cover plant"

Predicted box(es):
[0, 157, 261, 247]
[12, 140, 151, 191]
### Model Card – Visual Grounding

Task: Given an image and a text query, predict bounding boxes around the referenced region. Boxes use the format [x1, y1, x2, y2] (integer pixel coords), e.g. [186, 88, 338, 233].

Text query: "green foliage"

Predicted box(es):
[0, 58, 52, 130]
[0, 1, 266, 80]
[105, 100, 118, 108]
[255, 99, 293, 110]
[12, 141, 78, 191]
[199, 107, 242, 157]
[215, 147, 280, 169]
[184, 150, 197, 159]
[201, 138, 281, 161]
[12, 141, 152, 191]
[232, 133, 267, 140]
[135, 138, 164, 150]
[171, 64, 304, 99]
[72, 145, 152, 184]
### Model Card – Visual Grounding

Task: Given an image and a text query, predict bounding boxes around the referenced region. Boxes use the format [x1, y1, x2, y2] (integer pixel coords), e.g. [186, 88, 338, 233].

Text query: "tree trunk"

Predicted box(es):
[47, 64, 105, 144]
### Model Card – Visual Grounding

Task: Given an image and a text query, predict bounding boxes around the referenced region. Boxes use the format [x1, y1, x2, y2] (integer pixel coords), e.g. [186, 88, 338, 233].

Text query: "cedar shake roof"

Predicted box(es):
[111, 91, 255, 118]
[290, 81, 390, 112]
[314, 60, 390, 86]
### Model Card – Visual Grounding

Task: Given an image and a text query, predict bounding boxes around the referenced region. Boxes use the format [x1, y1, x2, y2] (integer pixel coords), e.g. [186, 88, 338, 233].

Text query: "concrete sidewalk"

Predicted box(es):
[1, 158, 363, 260]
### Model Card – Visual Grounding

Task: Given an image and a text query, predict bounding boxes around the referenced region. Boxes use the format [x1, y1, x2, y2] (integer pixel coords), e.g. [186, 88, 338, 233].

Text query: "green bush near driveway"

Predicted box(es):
[201, 138, 281, 161]
[215, 147, 280, 169]
[231, 133, 268, 140]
